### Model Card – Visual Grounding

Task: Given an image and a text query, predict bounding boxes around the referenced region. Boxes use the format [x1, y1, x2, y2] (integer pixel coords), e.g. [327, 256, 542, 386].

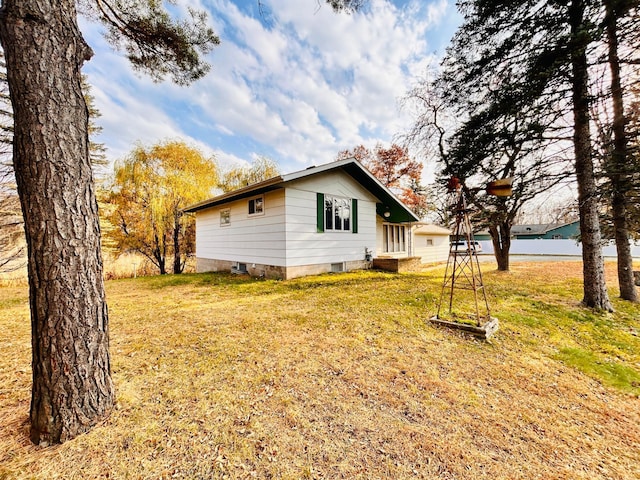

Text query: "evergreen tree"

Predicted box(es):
[433, 0, 613, 309]
[599, 0, 639, 301]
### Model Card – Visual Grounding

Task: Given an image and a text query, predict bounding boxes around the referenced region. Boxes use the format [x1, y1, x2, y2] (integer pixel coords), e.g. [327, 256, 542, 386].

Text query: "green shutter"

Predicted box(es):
[351, 198, 358, 234]
[316, 193, 324, 232]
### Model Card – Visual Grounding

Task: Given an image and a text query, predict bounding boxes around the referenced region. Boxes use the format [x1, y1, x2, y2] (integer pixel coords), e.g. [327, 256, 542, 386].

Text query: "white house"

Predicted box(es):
[184, 159, 448, 280]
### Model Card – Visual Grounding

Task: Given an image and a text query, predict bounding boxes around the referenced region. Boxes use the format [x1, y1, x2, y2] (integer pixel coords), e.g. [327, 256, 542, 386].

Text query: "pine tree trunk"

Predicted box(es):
[569, 0, 613, 311]
[0, 0, 114, 444]
[605, 1, 638, 302]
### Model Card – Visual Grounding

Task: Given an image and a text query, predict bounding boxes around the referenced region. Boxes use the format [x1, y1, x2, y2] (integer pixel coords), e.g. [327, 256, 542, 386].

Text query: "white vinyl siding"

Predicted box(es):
[195, 189, 287, 266]
[283, 171, 377, 267]
[412, 225, 451, 264]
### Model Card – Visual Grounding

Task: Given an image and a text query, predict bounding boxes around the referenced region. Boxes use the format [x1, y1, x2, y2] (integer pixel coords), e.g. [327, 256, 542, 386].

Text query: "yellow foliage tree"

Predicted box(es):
[107, 140, 218, 274]
[219, 156, 280, 193]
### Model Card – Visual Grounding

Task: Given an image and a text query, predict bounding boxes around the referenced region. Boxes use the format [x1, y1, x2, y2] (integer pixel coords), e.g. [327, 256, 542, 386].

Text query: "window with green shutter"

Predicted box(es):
[316, 193, 324, 232]
[317, 193, 357, 233]
[351, 199, 358, 234]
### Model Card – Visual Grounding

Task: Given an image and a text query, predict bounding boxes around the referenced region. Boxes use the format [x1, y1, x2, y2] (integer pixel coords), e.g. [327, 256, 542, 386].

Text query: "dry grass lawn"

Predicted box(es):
[0, 261, 639, 479]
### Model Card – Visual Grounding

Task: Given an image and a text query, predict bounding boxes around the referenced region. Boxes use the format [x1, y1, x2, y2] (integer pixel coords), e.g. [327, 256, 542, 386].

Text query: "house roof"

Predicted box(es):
[511, 221, 578, 236]
[414, 224, 451, 235]
[184, 158, 420, 223]
[511, 224, 552, 235]
[545, 220, 580, 233]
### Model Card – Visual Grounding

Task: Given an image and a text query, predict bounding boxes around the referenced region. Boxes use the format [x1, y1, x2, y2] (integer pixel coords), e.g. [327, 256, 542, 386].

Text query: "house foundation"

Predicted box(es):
[372, 256, 422, 273]
[195, 257, 370, 280]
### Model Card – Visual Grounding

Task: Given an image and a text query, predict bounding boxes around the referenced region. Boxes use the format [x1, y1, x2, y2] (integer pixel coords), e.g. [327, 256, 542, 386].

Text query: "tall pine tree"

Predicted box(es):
[436, 0, 614, 309]
[600, 0, 639, 301]
[0, 0, 218, 444]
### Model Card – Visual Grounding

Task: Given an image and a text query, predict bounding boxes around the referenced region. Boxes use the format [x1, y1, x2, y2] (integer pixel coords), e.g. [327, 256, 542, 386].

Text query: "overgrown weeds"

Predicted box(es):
[0, 262, 638, 479]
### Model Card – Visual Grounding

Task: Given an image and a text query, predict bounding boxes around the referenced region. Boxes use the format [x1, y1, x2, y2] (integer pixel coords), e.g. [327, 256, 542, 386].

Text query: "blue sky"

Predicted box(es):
[80, 0, 461, 177]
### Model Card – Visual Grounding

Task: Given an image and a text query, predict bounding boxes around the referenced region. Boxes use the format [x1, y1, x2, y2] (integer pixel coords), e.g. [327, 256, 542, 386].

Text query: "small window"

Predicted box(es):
[426, 238, 434, 246]
[552, 234, 562, 239]
[248, 196, 264, 216]
[220, 208, 231, 226]
[331, 262, 344, 273]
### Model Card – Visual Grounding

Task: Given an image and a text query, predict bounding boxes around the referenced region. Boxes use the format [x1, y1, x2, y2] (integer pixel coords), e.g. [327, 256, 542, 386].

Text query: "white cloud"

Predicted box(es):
[425, 0, 450, 26]
[86, 69, 179, 160]
[212, 149, 253, 169]
[79, 0, 458, 175]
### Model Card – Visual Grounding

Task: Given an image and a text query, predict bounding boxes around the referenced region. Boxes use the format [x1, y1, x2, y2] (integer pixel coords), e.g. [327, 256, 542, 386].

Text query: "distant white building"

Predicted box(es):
[413, 224, 452, 264]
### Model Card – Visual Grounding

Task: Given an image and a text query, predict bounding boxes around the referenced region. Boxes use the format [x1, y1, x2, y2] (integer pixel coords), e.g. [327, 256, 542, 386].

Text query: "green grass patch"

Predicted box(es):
[556, 347, 640, 394]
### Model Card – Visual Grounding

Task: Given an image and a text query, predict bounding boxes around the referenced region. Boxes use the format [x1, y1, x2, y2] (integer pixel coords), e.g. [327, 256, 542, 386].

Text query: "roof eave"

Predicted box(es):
[183, 158, 420, 223]
[183, 176, 284, 213]
[341, 161, 420, 223]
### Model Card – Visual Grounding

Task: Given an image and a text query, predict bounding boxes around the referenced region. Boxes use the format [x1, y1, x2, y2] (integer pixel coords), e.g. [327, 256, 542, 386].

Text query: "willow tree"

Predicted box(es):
[0, 0, 218, 444]
[218, 156, 280, 193]
[107, 141, 218, 275]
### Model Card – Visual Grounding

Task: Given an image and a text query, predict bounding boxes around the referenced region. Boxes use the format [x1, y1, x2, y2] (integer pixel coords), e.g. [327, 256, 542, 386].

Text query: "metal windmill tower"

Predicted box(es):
[430, 177, 512, 339]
